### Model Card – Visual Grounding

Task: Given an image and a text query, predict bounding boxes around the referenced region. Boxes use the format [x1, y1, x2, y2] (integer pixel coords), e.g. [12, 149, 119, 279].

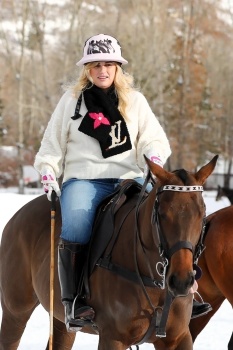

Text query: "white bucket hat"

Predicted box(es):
[76, 34, 128, 66]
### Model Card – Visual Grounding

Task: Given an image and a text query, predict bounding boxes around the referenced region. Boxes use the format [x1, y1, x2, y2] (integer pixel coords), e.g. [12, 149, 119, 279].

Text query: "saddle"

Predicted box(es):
[83, 179, 148, 298]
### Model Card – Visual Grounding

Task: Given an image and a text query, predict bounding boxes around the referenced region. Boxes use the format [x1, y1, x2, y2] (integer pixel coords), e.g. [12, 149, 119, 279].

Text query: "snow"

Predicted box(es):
[0, 188, 232, 349]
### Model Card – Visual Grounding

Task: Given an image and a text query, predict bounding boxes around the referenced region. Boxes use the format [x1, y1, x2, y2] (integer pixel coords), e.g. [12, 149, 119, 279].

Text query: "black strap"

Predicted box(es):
[135, 291, 174, 344]
[168, 240, 193, 258]
[71, 93, 82, 120]
[135, 310, 158, 345]
[155, 291, 174, 337]
[97, 257, 163, 288]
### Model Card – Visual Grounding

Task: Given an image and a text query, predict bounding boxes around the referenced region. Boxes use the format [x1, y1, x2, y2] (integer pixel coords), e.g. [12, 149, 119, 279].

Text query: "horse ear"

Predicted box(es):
[195, 155, 219, 185]
[144, 155, 172, 182]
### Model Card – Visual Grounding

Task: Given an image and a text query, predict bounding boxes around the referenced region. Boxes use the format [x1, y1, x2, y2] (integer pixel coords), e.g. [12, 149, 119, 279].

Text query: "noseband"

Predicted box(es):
[151, 184, 206, 285]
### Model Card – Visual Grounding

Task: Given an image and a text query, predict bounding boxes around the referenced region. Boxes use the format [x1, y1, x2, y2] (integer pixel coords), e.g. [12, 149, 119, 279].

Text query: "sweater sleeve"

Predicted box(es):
[34, 90, 73, 178]
[133, 92, 171, 169]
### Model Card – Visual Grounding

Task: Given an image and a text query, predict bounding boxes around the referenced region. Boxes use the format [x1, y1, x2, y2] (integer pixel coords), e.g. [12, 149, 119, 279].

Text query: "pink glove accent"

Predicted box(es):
[150, 156, 163, 167]
[143, 155, 163, 179]
[41, 173, 61, 201]
[42, 174, 54, 193]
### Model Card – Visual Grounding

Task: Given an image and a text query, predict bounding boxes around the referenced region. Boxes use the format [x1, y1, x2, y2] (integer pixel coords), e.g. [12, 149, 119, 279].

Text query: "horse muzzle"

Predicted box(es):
[167, 270, 195, 297]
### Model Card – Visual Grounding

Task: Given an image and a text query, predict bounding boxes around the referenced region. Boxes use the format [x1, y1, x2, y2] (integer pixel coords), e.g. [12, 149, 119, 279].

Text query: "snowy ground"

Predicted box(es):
[0, 188, 232, 349]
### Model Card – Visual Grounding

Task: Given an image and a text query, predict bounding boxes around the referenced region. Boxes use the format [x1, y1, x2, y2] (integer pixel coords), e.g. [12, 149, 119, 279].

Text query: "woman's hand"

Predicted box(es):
[41, 172, 61, 201]
[143, 154, 163, 179]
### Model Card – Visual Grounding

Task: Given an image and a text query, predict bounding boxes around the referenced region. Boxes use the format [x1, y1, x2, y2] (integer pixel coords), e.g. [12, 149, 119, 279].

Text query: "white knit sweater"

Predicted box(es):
[34, 89, 171, 182]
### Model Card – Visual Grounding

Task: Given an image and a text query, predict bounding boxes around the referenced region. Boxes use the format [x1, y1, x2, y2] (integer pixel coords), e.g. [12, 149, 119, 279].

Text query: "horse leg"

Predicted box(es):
[45, 317, 76, 350]
[98, 337, 127, 350]
[189, 296, 224, 342]
[152, 332, 193, 350]
[174, 333, 193, 350]
[228, 332, 233, 350]
[0, 299, 38, 350]
[45, 318, 76, 349]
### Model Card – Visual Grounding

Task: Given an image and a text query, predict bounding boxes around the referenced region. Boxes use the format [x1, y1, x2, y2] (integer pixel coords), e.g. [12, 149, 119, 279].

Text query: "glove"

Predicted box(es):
[41, 171, 61, 201]
[143, 154, 163, 180]
[149, 156, 163, 167]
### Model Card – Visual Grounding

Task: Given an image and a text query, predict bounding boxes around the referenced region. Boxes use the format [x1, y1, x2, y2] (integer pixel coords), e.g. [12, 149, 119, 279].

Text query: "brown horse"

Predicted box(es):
[189, 203, 233, 349]
[0, 156, 218, 350]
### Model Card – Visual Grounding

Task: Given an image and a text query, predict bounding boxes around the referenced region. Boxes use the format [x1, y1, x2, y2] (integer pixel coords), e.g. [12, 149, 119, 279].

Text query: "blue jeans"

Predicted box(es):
[60, 177, 150, 244]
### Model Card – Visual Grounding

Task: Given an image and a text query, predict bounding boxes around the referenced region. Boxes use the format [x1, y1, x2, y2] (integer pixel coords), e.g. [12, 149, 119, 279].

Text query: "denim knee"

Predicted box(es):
[59, 178, 120, 244]
[61, 208, 94, 244]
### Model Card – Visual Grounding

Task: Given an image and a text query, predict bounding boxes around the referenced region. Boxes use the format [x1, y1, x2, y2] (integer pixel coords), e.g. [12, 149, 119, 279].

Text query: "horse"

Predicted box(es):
[215, 185, 233, 204]
[0, 155, 218, 350]
[189, 204, 233, 349]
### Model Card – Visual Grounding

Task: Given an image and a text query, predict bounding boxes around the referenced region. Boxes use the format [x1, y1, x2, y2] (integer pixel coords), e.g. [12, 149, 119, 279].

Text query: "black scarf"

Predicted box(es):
[72, 85, 132, 158]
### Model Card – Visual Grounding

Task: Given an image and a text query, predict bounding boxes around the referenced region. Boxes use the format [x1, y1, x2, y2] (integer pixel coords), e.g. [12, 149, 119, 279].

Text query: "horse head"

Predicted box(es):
[144, 155, 218, 298]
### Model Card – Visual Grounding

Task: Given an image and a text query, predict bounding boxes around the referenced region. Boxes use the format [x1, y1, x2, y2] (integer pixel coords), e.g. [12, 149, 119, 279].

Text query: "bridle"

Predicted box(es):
[152, 184, 206, 285]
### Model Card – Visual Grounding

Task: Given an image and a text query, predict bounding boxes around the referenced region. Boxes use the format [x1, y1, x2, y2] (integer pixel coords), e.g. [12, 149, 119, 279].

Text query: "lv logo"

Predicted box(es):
[108, 121, 127, 149]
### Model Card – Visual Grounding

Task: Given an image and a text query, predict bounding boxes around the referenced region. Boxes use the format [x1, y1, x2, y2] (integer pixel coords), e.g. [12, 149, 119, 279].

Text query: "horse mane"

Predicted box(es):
[172, 169, 190, 185]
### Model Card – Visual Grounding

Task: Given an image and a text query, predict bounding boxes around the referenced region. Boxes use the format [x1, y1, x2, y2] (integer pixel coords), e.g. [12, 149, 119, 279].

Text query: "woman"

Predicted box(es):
[34, 33, 210, 332]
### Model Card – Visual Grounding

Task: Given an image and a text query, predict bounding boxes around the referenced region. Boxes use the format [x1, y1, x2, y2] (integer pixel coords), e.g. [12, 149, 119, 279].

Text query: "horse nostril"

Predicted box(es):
[186, 272, 196, 289]
[168, 272, 195, 296]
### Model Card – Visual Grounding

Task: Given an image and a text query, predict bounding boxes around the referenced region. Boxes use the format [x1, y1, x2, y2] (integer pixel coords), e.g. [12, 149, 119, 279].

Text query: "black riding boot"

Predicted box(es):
[58, 239, 95, 332]
[191, 299, 212, 319]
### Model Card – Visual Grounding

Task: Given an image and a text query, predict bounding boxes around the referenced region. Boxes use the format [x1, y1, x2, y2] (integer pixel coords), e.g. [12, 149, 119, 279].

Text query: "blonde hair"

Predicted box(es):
[69, 63, 136, 119]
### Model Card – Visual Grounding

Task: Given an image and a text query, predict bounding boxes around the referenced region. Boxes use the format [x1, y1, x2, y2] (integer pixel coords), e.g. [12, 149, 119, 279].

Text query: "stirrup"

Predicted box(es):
[64, 302, 82, 333]
[72, 295, 95, 321]
[66, 316, 93, 332]
[191, 295, 212, 319]
[66, 309, 94, 333]
[66, 320, 82, 333]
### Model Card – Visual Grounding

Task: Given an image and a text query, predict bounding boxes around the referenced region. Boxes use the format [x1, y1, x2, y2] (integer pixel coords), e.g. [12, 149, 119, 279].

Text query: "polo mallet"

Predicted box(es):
[49, 190, 57, 350]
